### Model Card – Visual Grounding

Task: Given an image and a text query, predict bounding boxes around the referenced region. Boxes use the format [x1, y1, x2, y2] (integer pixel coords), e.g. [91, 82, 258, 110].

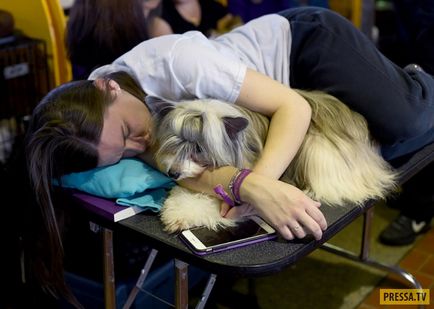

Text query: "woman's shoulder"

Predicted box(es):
[128, 31, 209, 54]
[239, 13, 288, 29]
[88, 32, 213, 78]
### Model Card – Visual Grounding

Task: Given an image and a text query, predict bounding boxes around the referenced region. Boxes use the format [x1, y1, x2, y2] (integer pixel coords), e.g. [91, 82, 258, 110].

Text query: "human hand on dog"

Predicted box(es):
[238, 173, 327, 241]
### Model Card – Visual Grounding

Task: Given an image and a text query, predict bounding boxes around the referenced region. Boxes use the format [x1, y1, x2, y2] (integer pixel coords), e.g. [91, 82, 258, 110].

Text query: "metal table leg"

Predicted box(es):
[122, 249, 159, 309]
[102, 227, 116, 309]
[175, 259, 189, 309]
[320, 207, 423, 289]
[195, 274, 217, 309]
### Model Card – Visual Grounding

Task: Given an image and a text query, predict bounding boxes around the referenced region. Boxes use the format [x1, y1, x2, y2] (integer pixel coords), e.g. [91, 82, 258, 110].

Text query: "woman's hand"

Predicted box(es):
[220, 201, 257, 218]
[181, 166, 327, 241]
[235, 173, 327, 240]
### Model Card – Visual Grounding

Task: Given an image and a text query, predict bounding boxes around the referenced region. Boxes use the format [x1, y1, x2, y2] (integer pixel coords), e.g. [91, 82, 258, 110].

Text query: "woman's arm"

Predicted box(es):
[181, 69, 327, 240]
[235, 68, 312, 179]
[180, 166, 326, 240]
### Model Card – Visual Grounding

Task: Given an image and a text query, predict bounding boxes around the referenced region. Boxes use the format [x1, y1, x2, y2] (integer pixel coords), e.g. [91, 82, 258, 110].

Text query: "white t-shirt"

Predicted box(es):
[89, 14, 291, 103]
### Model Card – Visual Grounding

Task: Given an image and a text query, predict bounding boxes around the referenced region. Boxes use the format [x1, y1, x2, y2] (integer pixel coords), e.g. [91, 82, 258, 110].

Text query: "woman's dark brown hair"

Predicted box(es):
[25, 71, 146, 306]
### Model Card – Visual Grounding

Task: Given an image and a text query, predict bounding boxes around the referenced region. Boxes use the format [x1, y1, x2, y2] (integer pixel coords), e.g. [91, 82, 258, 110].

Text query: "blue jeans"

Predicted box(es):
[279, 7, 434, 160]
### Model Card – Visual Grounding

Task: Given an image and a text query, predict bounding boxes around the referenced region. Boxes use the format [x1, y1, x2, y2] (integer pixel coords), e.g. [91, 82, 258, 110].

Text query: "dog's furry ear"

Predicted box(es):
[145, 96, 174, 118]
[223, 117, 249, 139]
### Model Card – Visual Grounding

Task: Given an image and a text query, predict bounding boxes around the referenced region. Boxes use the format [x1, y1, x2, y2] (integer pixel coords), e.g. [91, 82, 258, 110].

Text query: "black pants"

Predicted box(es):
[279, 7, 434, 161]
[397, 162, 433, 222]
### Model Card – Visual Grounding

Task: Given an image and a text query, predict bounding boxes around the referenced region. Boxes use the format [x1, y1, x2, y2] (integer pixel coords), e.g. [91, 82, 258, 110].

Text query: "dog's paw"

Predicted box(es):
[160, 186, 237, 233]
[162, 218, 195, 234]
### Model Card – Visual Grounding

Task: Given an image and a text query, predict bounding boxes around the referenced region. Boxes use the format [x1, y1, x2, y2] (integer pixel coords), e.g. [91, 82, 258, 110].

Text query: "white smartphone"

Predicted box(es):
[180, 216, 277, 255]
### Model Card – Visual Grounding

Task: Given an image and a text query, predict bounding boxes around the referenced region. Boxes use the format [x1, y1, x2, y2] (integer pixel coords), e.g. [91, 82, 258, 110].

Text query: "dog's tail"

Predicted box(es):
[283, 90, 399, 206]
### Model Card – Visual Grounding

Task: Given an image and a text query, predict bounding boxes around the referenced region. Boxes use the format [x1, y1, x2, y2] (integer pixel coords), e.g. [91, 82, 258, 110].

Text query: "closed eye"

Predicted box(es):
[195, 144, 202, 153]
[122, 123, 129, 144]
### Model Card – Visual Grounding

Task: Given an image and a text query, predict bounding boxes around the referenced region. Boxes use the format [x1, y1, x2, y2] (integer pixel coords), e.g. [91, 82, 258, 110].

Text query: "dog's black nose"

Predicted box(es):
[168, 170, 181, 180]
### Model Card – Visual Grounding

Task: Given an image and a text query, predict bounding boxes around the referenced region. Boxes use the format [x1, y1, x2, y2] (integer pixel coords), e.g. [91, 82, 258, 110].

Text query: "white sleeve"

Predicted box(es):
[170, 36, 247, 103]
[88, 33, 247, 103]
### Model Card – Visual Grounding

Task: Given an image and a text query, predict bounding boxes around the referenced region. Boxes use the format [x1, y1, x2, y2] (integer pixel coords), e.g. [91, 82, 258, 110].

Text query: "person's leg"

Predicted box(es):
[371, 1, 434, 246]
[400, 165, 434, 222]
[279, 7, 434, 160]
[379, 162, 433, 245]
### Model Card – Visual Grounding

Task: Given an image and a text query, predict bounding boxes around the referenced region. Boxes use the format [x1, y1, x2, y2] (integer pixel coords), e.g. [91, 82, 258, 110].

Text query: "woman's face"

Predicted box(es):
[97, 83, 155, 167]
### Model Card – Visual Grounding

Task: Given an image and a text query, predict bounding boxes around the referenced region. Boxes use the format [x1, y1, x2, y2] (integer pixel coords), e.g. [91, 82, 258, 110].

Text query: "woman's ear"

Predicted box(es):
[94, 78, 121, 95]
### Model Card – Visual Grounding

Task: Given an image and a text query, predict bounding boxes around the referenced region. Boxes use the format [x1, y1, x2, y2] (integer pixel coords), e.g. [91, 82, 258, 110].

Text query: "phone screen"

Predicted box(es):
[190, 219, 271, 247]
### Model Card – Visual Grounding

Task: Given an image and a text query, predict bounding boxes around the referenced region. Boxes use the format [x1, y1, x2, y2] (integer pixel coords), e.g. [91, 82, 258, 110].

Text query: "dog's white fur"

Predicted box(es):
[153, 90, 398, 233]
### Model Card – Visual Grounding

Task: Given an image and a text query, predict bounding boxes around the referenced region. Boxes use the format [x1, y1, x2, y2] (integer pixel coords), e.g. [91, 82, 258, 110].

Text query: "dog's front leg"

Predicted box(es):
[160, 186, 238, 233]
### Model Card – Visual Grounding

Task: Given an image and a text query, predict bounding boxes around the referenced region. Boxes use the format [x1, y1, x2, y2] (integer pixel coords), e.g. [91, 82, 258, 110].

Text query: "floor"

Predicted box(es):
[357, 227, 434, 309]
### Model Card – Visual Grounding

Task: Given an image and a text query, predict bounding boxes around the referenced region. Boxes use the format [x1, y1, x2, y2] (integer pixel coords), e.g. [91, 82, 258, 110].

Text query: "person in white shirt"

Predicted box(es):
[25, 7, 434, 304]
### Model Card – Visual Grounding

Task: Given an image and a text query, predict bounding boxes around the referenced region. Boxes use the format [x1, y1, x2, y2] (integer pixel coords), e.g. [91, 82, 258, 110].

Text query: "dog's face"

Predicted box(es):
[153, 99, 249, 180]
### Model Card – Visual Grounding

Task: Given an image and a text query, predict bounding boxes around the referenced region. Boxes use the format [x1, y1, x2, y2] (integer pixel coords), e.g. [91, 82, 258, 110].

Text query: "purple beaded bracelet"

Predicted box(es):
[213, 184, 236, 207]
[229, 168, 252, 205]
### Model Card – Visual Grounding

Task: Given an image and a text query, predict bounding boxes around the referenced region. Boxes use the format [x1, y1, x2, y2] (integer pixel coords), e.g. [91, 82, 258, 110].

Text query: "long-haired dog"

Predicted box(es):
[152, 90, 398, 233]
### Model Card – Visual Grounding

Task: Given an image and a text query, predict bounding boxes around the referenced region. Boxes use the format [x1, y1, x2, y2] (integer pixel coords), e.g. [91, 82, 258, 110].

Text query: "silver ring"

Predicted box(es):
[293, 225, 301, 231]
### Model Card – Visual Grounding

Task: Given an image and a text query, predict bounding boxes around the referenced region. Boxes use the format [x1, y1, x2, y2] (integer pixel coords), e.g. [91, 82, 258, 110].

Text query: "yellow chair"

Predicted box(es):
[1, 0, 72, 87]
[329, 0, 363, 28]
[44, 0, 72, 84]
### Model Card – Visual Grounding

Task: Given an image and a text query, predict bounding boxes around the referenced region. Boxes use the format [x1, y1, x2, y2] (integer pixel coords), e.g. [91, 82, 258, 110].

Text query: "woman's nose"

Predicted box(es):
[124, 138, 146, 156]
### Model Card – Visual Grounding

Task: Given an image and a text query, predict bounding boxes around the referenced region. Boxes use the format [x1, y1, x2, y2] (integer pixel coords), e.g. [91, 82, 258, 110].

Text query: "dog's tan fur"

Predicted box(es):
[155, 90, 398, 233]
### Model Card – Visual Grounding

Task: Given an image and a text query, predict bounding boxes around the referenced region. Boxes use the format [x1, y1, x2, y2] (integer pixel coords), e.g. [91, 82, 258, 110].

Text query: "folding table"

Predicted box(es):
[71, 142, 434, 309]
